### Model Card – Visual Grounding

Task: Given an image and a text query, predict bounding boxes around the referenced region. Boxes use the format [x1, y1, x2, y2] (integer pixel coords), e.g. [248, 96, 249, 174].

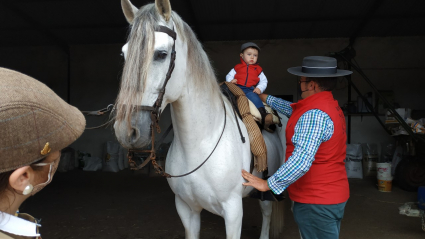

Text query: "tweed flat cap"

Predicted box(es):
[0, 68, 85, 173]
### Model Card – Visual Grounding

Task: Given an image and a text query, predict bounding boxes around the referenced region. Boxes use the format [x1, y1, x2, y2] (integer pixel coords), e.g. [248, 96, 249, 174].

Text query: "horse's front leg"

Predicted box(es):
[175, 195, 202, 239]
[259, 200, 272, 239]
[222, 197, 243, 239]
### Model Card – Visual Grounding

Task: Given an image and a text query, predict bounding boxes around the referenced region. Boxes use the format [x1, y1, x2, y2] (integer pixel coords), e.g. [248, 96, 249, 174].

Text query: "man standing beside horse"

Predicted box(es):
[242, 56, 352, 239]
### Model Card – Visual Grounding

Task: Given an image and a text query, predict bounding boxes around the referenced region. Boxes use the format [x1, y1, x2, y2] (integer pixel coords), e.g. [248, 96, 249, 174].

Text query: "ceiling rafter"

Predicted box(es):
[0, 1, 424, 46]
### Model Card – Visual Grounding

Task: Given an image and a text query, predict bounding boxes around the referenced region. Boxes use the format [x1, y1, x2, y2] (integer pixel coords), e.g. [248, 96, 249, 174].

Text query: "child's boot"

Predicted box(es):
[258, 107, 274, 133]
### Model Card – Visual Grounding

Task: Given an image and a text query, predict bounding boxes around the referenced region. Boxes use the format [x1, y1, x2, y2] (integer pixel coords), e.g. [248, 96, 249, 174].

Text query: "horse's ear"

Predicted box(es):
[121, 0, 139, 24]
[155, 0, 172, 22]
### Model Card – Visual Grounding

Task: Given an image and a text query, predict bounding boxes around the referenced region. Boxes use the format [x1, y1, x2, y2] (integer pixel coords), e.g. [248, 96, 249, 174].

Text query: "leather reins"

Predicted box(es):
[126, 24, 227, 178]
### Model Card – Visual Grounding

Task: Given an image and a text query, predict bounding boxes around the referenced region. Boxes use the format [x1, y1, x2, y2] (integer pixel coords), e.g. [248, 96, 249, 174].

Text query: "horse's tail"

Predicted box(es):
[270, 200, 285, 239]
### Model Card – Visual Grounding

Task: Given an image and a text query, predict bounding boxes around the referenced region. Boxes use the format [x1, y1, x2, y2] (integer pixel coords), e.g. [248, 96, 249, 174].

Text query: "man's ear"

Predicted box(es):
[308, 80, 314, 88]
[9, 166, 33, 192]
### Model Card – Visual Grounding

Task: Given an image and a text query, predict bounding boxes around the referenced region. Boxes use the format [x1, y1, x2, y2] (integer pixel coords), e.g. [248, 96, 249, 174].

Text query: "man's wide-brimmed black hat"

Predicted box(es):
[288, 56, 352, 77]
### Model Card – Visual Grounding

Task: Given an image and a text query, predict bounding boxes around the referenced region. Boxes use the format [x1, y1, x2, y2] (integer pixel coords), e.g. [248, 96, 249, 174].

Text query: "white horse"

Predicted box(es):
[114, 0, 288, 238]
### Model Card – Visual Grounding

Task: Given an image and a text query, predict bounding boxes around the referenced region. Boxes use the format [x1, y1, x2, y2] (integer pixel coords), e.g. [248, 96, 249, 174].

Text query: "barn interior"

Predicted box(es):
[1, 0, 425, 238]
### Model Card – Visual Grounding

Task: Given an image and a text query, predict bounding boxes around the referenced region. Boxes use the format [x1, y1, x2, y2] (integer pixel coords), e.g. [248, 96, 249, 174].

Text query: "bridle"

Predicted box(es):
[127, 24, 177, 175]
[126, 23, 227, 178]
[136, 25, 177, 127]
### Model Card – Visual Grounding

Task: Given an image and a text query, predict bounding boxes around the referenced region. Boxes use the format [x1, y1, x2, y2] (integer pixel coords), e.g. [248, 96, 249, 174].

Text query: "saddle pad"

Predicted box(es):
[223, 82, 267, 172]
[248, 100, 281, 124]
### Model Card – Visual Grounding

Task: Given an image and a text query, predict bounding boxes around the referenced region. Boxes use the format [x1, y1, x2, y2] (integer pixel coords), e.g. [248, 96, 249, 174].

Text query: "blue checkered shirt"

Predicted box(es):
[266, 95, 335, 195]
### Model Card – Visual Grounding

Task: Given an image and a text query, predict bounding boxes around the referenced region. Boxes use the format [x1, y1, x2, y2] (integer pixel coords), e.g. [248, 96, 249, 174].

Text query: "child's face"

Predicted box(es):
[240, 48, 258, 64]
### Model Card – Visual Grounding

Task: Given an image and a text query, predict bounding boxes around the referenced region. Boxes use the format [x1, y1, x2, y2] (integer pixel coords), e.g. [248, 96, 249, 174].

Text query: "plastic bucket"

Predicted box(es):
[377, 163, 392, 180]
[377, 179, 392, 192]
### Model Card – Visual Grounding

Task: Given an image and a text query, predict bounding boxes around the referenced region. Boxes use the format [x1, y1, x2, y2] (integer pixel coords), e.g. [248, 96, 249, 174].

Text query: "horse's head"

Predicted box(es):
[114, 0, 187, 148]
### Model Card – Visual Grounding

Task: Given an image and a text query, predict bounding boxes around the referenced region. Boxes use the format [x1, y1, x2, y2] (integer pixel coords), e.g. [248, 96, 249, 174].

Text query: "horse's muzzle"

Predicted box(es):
[114, 111, 152, 149]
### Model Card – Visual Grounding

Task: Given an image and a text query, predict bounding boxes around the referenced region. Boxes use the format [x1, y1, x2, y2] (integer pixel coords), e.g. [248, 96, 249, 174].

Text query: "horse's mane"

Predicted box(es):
[115, 4, 221, 124]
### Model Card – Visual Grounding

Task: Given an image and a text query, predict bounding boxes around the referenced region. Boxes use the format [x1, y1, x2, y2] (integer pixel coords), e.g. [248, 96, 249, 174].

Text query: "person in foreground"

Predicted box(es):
[242, 56, 352, 239]
[0, 68, 85, 238]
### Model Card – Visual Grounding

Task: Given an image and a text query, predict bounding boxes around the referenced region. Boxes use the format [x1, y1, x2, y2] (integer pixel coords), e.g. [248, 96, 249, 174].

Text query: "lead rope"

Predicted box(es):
[81, 104, 115, 130]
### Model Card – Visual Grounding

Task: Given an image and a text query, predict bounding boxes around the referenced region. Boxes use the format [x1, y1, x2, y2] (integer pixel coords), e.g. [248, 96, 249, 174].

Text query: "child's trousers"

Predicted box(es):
[237, 85, 264, 108]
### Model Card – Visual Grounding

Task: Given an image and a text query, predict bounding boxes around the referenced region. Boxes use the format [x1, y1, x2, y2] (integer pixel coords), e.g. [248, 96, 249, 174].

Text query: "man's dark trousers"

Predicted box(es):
[293, 201, 347, 239]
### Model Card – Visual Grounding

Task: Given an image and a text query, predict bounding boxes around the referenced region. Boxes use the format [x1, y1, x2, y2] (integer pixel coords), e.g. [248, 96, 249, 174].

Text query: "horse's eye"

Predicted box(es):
[154, 51, 168, 61]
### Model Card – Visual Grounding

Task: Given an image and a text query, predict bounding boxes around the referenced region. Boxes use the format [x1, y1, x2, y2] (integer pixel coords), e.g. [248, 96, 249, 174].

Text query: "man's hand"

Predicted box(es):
[253, 87, 261, 94]
[231, 79, 237, 84]
[241, 169, 270, 192]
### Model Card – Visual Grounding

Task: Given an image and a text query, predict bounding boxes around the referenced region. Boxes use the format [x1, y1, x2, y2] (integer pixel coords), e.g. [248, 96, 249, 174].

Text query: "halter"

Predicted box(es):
[137, 25, 177, 118]
[126, 24, 228, 178]
[127, 24, 177, 175]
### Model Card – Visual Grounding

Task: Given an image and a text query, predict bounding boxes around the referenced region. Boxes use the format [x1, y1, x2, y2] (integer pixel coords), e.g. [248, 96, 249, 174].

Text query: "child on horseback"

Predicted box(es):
[225, 42, 273, 131]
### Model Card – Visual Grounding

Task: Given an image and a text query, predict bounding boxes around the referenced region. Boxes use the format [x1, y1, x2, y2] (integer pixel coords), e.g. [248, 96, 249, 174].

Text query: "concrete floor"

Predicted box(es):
[21, 170, 424, 239]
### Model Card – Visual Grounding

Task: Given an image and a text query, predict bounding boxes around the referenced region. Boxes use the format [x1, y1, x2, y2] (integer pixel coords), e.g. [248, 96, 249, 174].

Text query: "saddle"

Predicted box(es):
[220, 82, 282, 172]
[249, 101, 281, 126]
[221, 82, 285, 202]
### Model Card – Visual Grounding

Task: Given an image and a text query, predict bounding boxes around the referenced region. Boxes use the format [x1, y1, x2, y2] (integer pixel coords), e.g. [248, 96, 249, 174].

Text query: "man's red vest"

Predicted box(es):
[285, 91, 349, 204]
[234, 57, 263, 88]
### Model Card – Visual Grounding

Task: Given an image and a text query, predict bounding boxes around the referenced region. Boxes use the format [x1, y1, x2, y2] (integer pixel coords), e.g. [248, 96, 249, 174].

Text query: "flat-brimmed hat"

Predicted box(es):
[241, 42, 260, 53]
[0, 68, 86, 173]
[288, 56, 352, 77]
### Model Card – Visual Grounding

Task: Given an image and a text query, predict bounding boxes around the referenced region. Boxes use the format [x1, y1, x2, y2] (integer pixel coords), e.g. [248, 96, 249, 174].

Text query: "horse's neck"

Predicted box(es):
[170, 83, 224, 148]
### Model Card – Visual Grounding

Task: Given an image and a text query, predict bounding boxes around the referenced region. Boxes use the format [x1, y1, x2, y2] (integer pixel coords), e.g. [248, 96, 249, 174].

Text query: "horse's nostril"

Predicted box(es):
[130, 128, 139, 142]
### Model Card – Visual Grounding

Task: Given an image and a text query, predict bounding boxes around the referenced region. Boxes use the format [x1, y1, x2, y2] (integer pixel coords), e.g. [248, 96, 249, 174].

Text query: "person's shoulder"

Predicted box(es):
[255, 64, 263, 73]
[304, 109, 328, 116]
[302, 109, 332, 124]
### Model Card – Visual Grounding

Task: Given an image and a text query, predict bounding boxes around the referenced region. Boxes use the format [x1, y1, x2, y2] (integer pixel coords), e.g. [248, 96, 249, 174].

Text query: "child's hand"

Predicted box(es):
[253, 88, 261, 94]
[231, 79, 237, 84]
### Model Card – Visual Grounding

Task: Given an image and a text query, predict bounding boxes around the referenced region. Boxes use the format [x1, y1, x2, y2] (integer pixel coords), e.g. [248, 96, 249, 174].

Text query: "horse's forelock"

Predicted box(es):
[115, 4, 158, 128]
